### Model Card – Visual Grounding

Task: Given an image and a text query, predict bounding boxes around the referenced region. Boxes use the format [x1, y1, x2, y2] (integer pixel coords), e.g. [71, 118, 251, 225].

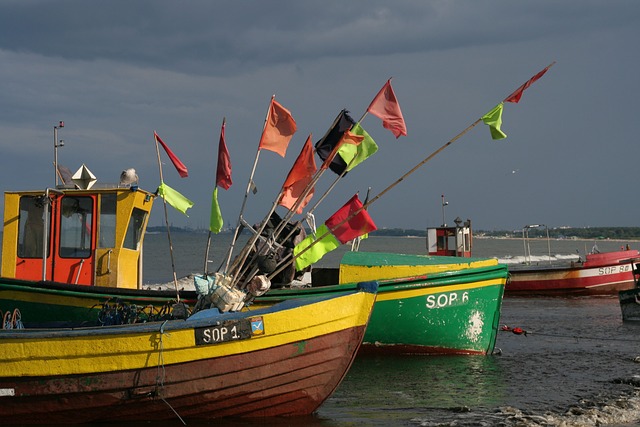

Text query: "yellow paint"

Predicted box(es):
[95, 189, 153, 288]
[0, 290, 375, 378]
[1, 192, 21, 278]
[339, 258, 498, 284]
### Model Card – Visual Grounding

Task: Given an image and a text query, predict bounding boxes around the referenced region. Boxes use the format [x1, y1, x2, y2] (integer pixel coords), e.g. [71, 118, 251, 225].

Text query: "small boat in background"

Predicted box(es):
[0, 281, 378, 423]
[426, 221, 640, 296]
[504, 224, 640, 296]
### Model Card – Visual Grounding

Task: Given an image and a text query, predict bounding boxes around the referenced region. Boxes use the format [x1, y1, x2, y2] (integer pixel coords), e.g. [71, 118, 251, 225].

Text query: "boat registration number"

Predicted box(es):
[194, 316, 264, 346]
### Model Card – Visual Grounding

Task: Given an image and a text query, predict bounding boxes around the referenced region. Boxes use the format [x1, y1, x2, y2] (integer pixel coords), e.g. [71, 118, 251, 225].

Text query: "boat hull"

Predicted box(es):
[0, 284, 377, 423]
[618, 287, 640, 321]
[0, 277, 197, 327]
[257, 252, 508, 355]
[506, 250, 640, 296]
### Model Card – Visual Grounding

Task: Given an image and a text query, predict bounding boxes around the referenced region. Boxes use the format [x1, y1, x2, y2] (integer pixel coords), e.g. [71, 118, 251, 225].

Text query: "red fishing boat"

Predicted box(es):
[504, 224, 640, 296]
[427, 222, 640, 296]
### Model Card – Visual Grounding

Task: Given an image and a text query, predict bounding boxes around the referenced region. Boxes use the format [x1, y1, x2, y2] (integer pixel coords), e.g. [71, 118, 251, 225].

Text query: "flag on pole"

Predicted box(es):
[324, 193, 377, 244]
[337, 123, 378, 171]
[258, 98, 297, 157]
[315, 109, 356, 175]
[210, 120, 232, 233]
[293, 224, 340, 271]
[292, 193, 377, 270]
[504, 62, 555, 103]
[482, 103, 507, 140]
[367, 79, 407, 139]
[216, 120, 232, 190]
[279, 134, 317, 214]
[210, 187, 224, 233]
[157, 182, 194, 215]
[154, 131, 189, 178]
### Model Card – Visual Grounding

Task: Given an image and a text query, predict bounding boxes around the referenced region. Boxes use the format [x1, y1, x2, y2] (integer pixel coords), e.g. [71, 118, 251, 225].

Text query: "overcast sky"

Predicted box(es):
[1, 1, 638, 232]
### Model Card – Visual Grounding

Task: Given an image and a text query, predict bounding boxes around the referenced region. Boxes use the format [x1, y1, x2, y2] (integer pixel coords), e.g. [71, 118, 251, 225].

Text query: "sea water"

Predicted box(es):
[6, 233, 640, 426]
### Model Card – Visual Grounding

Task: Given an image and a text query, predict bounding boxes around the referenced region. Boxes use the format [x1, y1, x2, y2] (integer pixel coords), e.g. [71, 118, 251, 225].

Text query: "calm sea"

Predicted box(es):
[7, 233, 640, 426]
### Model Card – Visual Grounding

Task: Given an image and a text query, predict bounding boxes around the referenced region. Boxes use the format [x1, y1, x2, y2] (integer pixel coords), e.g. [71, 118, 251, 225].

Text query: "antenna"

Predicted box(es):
[54, 121, 65, 187]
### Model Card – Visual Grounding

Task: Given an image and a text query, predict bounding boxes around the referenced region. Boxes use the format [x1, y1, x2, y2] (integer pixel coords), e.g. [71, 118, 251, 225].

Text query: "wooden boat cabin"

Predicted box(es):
[427, 217, 472, 258]
[2, 173, 155, 289]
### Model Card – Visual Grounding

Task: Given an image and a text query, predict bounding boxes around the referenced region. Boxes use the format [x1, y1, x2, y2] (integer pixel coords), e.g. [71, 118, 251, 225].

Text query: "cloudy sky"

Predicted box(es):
[1, 1, 638, 232]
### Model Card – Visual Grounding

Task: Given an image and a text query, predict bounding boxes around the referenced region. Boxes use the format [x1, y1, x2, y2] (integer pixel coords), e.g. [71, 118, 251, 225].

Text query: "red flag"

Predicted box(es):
[258, 98, 297, 157]
[504, 62, 555, 104]
[154, 131, 188, 178]
[325, 194, 377, 244]
[279, 135, 317, 213]
[216, 120, 232, 190]
[367, 79, 407, 139]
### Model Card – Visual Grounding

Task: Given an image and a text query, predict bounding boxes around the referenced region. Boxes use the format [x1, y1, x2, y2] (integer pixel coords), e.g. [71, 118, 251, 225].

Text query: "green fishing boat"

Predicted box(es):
[251, 251, 507, 355]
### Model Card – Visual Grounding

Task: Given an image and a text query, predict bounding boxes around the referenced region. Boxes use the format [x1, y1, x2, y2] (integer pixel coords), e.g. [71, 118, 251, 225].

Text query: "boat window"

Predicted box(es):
[59, 196, 93, 258]
[99, 194, 117, 248]
[124, 208, 146, 250]
[17, 196, 50, 258]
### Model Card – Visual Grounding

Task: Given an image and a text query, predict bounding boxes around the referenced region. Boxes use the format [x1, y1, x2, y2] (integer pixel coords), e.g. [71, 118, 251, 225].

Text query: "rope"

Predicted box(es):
[155, 320, 186, 426]
[501, 325, 640, 342]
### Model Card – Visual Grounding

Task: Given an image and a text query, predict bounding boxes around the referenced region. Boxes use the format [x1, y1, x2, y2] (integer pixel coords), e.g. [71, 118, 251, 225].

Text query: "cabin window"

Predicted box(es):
[124, 208, 146, 250]
[98, 194, 117, 248]
[17, 196, 50, 258]
[59, 196, 93, 258]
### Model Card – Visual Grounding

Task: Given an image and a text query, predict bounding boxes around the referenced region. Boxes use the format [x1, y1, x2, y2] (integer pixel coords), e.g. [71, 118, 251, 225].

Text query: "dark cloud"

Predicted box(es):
[0, 1, 639, 231]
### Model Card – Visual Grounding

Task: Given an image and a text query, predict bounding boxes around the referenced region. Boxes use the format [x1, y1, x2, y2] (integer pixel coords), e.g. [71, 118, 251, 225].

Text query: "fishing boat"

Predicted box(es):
[617, 257, 640, 321]
[504, 224, 640, 296]
[426, 221, 640, 296]
[0, 280, 378, 423]
[252, 251, 507, 355]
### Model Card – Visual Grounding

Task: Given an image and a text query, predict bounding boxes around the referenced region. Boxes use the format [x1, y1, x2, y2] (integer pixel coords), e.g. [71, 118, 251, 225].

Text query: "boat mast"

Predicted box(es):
[53, 121, 64, 187]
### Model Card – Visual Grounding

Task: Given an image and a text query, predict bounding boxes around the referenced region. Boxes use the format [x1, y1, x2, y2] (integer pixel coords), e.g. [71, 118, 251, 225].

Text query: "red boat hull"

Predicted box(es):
[0, 327, 364, 423]
[506, 250, 640, 296]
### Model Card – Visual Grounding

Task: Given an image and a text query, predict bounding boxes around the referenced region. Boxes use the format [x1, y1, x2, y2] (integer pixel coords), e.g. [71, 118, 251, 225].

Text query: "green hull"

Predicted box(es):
[256, 252, 508, 355]
[0, 277, 192, 327]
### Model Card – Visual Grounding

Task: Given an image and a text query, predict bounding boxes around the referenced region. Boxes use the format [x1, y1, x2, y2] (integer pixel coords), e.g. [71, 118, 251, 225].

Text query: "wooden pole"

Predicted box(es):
[154, 134, 181, 302]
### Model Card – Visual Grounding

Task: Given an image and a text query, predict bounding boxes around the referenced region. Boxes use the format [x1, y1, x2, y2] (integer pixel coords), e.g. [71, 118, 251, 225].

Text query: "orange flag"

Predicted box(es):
[258, 98, 297, 157]
[279, 135, 317, 213]
[367, 79, 407, 139]
[154, 131, 189, 178]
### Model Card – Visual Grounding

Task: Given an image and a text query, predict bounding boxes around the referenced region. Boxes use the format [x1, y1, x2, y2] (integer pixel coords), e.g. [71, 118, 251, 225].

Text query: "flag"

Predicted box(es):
[216, 120, 232, 190]
[367, 79, 407, 138]
[279, 135, 317, 214]
[337, 123, 378, 171]
[358, 187, 372, 241]
[504, 63, 554, 104]
[293, 224, 340, 270]
[258, 98, 297, 157]
[157, 182, 194, 215]
[154, 131, 188, 178]
[209, 187, 223, 233]
[315, 109, 356, 175]
[482, 103, 507, 140]
[325, 193, 377, 244]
